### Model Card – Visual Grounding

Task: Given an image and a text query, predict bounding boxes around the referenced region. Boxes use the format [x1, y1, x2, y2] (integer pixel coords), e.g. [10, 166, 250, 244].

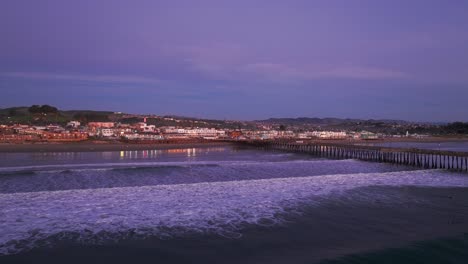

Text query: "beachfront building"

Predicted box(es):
[11, 125, 31, 134]
[185, 128, 225, 138]
[123, 134, 164, 141]
[46, 125, 65, 133]
[99, 128, 116, 137]
[136, 122, 157, 133]
[0, 134, 36, 143]
[162, 127, 188, 139]
[296, 133, 310, 139]
[227, 130, 244, 139]
[277, 131, 295, 138]
[88, 122, 115, 128]
[262, 130, 280, 139]
[41, 131, 88, 142]
[67, 121, 81, 128]
[359, 131, 379, 140]
[310, 131, 347, 139]
[160, 127, 226, 139]
[247, 130, 279, 140]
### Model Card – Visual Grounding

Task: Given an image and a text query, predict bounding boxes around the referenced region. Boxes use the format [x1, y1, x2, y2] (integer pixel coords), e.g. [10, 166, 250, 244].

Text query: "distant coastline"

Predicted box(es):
[315, 136, 468, 144]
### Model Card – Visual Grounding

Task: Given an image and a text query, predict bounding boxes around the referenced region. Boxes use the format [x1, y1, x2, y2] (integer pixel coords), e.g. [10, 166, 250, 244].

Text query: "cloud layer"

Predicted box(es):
[0, 0, 467, 121]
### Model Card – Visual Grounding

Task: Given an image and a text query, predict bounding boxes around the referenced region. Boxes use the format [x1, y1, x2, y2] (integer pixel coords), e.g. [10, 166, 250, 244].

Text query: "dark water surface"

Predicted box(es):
[1, 145, 468, 263]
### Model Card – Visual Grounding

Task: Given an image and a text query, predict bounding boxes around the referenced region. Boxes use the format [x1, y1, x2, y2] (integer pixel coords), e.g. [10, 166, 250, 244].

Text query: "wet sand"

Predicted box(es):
[0, 141, 232, 153]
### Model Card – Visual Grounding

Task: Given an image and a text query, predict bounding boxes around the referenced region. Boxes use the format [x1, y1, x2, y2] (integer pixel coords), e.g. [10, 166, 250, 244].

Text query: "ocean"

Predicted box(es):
[0, 145, 467, 263]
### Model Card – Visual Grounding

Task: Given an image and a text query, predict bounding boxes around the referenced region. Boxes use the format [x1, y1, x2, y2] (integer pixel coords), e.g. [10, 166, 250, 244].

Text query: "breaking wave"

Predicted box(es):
[1, 169, 467, 255]
[0, 159, 360, 177]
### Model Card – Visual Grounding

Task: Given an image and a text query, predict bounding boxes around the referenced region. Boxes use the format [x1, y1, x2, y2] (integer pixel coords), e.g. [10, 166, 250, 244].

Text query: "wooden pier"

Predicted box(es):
[238, 141, 468, 172]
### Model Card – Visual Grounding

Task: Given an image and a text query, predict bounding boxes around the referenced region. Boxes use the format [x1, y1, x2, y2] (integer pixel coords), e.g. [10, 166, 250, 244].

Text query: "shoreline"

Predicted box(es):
[0, 141, 233, 153]
[0, 137, 467, 153]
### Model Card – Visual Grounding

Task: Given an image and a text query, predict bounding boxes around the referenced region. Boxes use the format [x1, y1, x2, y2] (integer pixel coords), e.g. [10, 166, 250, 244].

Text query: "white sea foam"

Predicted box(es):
[0, 169, 467, 255]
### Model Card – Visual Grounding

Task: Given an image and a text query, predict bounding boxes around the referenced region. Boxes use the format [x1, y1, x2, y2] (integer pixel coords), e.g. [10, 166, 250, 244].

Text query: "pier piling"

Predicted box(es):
[238, 140, 468, 173]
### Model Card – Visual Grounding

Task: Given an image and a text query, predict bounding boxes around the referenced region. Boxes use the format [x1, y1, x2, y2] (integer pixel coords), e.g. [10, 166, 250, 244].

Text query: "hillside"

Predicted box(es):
[0, 105, 253, 129]
[0, 106, 115, 125]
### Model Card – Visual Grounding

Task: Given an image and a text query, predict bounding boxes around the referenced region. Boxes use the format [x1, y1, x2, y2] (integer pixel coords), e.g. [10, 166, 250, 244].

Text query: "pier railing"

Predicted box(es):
[237, 140, 468, 172]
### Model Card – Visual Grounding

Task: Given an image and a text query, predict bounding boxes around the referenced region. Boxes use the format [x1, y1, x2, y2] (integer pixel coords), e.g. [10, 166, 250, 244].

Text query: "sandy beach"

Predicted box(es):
[0, 141, 233, 153]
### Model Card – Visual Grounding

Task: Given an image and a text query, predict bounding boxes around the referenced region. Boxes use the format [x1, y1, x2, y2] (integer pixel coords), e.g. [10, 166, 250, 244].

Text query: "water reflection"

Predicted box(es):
[0, 147, 231, 167]
[114, 147, 228, 160]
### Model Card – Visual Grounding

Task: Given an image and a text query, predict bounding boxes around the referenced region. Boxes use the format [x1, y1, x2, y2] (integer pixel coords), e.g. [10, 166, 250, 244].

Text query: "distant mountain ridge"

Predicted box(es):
[255, 117, 411, 125]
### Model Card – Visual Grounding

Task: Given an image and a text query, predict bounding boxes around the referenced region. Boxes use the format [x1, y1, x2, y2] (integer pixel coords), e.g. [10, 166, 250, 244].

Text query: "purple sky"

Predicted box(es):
[1, 0, 467, 121]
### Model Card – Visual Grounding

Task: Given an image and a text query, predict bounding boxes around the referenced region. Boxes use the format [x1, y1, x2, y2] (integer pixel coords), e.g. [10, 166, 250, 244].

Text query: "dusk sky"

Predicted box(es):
[1, 0, 467, 122]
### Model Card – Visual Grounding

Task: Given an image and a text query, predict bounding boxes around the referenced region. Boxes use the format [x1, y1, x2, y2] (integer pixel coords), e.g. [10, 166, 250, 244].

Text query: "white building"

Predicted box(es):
[67, 121, 81, 128]
[124, 134, 164, 140]
[162, 127, 225, 139]
[359, 131, 379, 140]
[99, 128, 115, 137]
[310, 131, 347, 139]
[137, 122, 156, 133]
[296, 133, 310, 139]
[185, 128, 225, 138]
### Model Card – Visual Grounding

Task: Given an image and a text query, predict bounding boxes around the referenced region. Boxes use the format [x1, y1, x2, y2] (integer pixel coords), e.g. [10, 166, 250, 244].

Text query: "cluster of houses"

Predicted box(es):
[240, 130, 381, 140]
[0, 124, 88, 143]
[84, 122, 226, 141]
[0, 120, 391, 144]
[0, 121, 229, 143]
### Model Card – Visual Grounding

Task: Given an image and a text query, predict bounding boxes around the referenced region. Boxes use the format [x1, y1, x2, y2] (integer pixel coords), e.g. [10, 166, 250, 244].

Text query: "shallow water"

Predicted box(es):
[358, 141, 468, 152]
[0, 145, 467, 263]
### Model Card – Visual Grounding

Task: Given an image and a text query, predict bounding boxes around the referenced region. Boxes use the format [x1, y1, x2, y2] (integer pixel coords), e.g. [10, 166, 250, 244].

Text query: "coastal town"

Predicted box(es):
[0, 114, 426, 144]
[0, 120, 383, 143]
[1, 105, 466, 144]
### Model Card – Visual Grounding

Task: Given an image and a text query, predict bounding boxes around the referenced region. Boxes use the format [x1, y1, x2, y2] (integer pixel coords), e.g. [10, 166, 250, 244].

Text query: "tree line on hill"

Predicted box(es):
[401, 122, 468, 135]
[28, 105, 59, 114]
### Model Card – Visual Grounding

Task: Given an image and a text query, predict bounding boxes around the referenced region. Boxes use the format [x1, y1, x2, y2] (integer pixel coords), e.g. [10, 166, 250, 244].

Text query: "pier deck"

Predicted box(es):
[237, 140, 468, 172]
